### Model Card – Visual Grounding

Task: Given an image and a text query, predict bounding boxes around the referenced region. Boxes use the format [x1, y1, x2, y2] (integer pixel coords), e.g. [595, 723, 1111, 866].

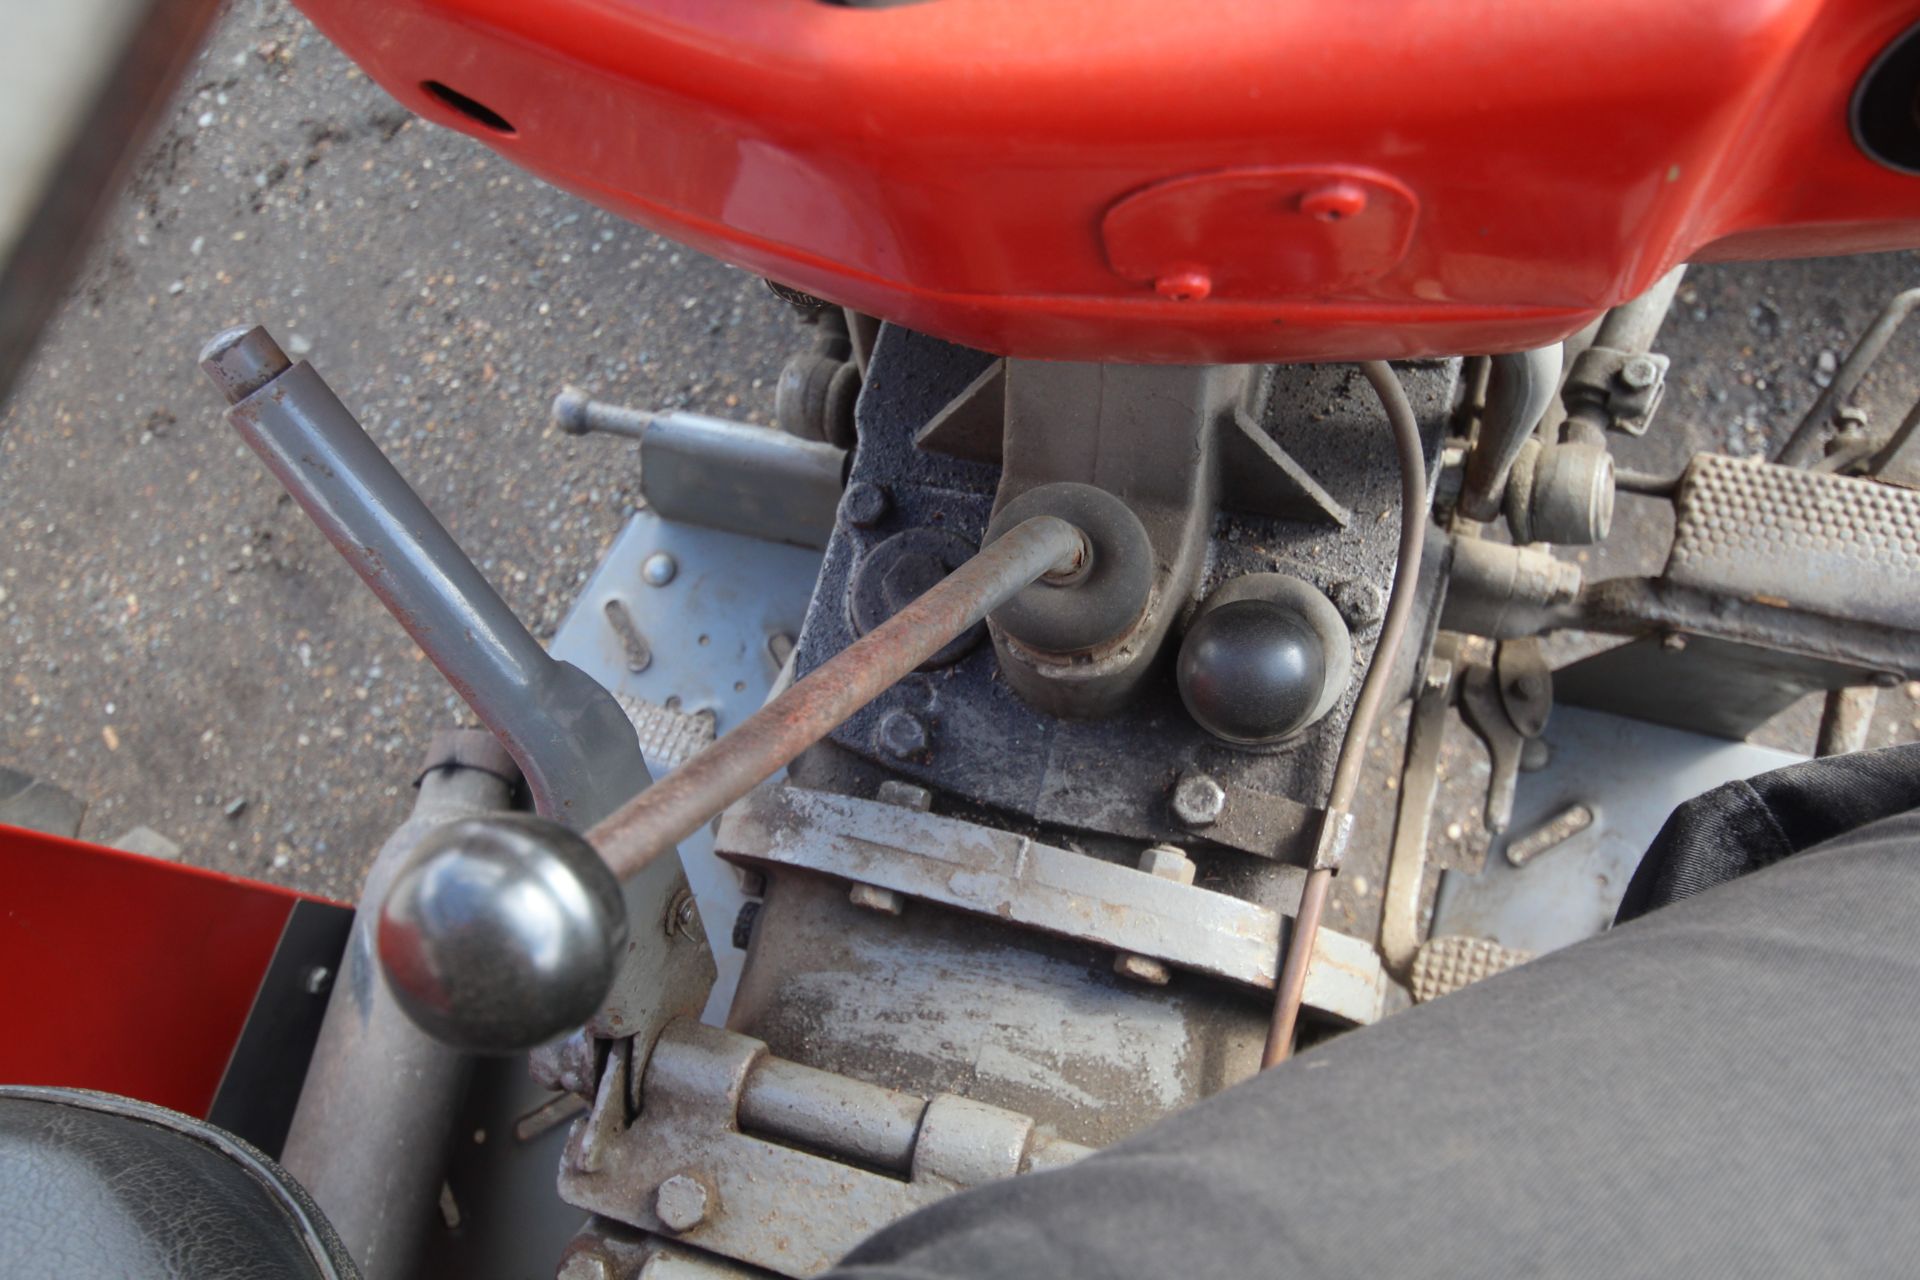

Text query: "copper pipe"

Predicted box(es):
[588, 514, 1086, 883]
[1264, 360, 1430, 1068]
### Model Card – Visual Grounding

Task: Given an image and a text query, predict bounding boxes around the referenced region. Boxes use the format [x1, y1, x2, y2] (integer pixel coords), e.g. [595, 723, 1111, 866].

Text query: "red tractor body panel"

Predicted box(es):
[296, 0, 1920, 361]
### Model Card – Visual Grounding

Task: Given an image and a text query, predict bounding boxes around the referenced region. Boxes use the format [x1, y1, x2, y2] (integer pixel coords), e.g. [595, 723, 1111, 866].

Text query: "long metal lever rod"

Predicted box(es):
[587, 513, 1085, 883]
[201, 324, 646, 829]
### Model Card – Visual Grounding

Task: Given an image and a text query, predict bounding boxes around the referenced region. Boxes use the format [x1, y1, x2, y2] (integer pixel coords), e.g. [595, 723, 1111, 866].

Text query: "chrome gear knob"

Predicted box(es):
[378, 814, 628, 1053]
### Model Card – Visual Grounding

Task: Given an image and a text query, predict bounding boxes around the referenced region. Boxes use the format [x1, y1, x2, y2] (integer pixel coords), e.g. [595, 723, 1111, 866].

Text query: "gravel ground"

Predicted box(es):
[5, 0, 1920, 912]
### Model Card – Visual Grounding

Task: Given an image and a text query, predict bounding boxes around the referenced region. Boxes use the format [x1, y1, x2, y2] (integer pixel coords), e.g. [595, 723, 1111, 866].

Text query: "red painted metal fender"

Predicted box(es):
[0, 824, 344, 1118]
[295, 0, 1920, 362]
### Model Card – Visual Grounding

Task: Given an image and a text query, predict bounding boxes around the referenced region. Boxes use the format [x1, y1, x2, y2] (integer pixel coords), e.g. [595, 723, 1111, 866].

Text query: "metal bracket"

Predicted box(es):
[1563, 345, 1669, 437]
[715, 784, 1384, 1025]
[1457, 638, 1552, 835]
[550, 508, 824, 1023]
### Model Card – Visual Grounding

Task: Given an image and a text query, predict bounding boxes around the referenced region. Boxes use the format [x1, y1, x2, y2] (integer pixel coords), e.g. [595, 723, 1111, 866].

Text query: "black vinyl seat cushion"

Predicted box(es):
[0, 1085, 357, 1279]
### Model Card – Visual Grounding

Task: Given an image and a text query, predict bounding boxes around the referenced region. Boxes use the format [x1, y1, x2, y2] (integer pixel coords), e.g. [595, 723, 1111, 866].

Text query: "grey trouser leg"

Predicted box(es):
[833, 796, 1920, 1278]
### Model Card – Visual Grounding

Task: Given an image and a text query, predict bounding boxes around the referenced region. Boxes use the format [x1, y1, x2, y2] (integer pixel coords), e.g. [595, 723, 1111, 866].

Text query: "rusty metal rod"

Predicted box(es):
[1777, 286, 1920, 468]
[1264, 360, 1429, 1068]
[588, 515, 1086, 883]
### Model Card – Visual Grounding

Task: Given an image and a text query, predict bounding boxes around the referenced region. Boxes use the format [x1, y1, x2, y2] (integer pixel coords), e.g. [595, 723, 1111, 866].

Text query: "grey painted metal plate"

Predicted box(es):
[1433, 705, 1804, 956]
[551, 509, 822, 1019]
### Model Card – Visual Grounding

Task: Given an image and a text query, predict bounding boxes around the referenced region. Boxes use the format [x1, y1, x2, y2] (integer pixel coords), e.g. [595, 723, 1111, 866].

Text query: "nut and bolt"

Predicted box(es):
[876, 779, 933, 811]
[654, 1174, 713, 1233]
[641, 553, 677, 587]
[1114, 844, 1194, 984]
[1137, 843, 1197, 885]
[1620, 355, 1660, 390]
[849, 882, 906, 916]
[842, 481, 892, 530]
[1330, 579, 1385, 630]
[876, 709, 930, 761]
[1171, 772, 1226, 827]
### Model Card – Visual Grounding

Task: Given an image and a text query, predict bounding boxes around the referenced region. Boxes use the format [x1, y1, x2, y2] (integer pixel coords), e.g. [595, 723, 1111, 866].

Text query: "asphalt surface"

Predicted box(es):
[5, 0, 1920, 915]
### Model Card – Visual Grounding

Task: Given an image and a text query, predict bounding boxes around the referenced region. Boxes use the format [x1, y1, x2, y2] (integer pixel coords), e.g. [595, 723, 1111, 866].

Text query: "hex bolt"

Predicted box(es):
[654, 1174, 713, 1233]
[1330, 579, 1385, 630]
[1115, 844, 1195, 983]
[1137, 843, 1198, 885]
[1661, 632, 1689, 653]
[849, 883, 905, 916]
[842, 481, 892, 530]
[876, 709, 930, 761]
[1620, 355, 1660, 390]
[1171, 772, 1226, 827]
[641, 553, 677, 587]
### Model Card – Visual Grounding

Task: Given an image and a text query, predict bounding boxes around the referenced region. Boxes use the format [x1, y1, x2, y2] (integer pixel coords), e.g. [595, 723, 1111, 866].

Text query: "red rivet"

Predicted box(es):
[1155, 269, 1212, 301]
[1299, 182, 1368, 223]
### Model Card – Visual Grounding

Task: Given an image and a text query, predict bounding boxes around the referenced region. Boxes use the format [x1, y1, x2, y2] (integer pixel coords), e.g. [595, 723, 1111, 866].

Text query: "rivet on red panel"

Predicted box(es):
[1155, 270, 1213, 302]
[1299, 182, 1369, 222]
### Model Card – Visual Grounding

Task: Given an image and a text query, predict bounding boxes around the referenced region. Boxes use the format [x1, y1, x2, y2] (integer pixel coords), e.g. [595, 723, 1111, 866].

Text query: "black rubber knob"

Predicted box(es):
[1176, 598, 1328, 746]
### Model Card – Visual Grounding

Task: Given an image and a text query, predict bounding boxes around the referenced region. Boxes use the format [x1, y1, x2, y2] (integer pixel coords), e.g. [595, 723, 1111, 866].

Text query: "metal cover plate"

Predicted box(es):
[1667, 453, 1920, 630]
[551, 509, 822, 1020]
[1432, 705, 1803, 956]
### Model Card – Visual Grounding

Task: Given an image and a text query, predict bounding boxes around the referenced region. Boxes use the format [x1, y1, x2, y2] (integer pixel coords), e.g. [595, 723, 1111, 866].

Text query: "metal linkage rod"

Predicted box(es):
[588, 514, 1087, 884]
[552, 388, 846, 550]
[1776, 287, 1920, 468]
[1264, 360, 1429, 1068]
